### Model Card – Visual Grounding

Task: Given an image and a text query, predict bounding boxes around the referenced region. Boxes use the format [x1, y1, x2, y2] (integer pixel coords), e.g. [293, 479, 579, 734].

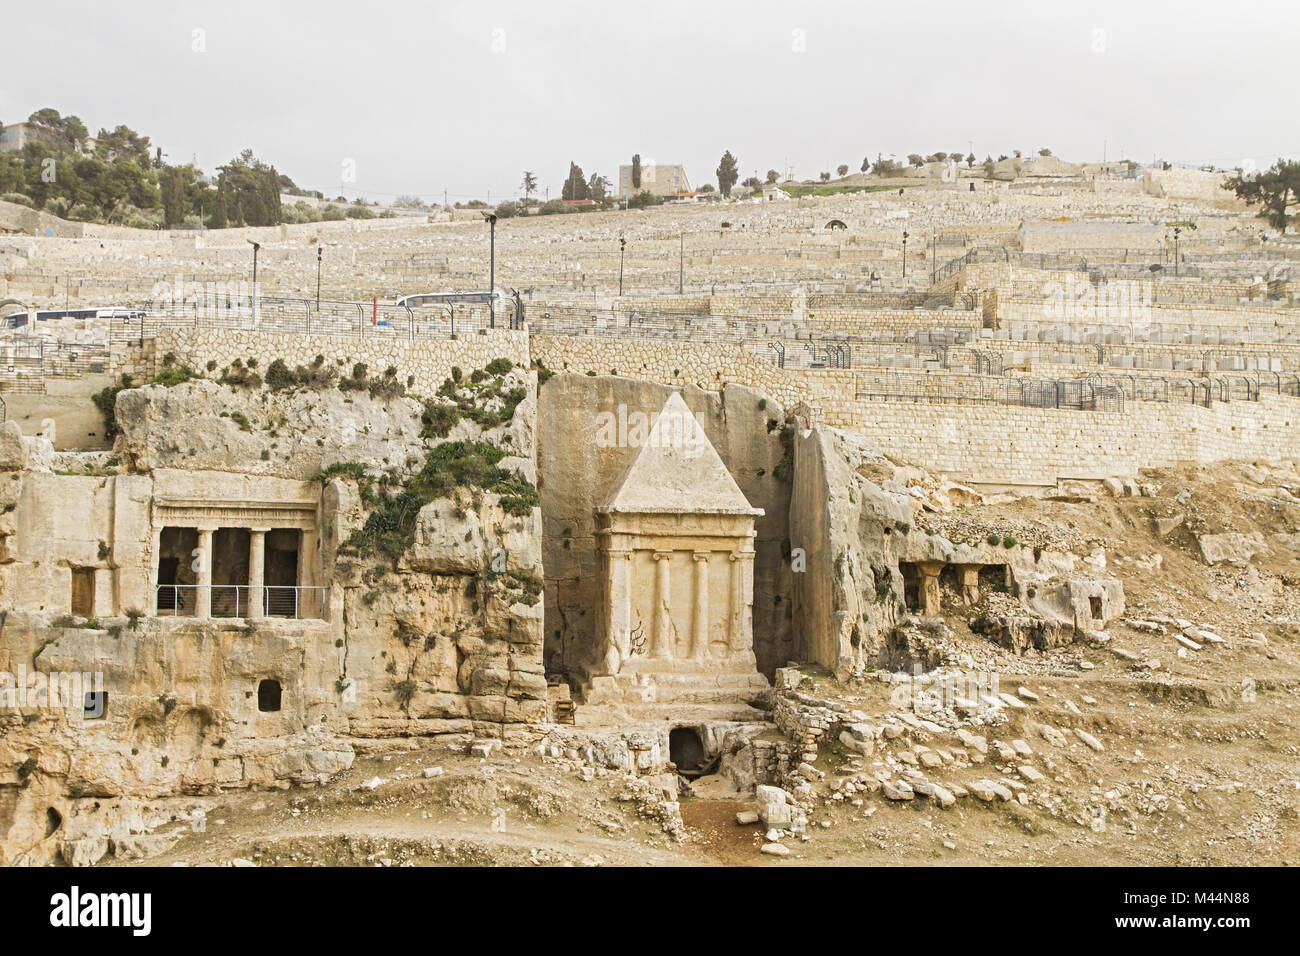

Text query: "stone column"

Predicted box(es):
[605, 548, 634, 662]
[728, 550, 755, 654]
[195, 526, 215, 618]
[248, 528, 268, 619]
[651, 551, 673, 659]
[148, 527, 161, 613]
[955, 564, 980, 606]
[691, 551, 710, 661]
[917, 560, 946, 617]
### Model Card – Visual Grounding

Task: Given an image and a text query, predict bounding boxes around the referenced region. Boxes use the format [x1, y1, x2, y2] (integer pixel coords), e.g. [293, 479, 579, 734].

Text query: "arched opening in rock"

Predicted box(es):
[978, 564, 1009, 594]
[45, 807, 62, 837]
[669, 726, 709, 777]
[899, 563, 923, 612]
[257, 679, 282, 713]
[83, 690, 107, 719]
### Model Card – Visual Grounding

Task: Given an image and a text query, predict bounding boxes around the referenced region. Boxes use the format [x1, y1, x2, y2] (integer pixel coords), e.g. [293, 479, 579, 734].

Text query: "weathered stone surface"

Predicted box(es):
[883, 780, 914, 800]
[1075, 729, 1105, 752]
[1197, 532, 1266, 565]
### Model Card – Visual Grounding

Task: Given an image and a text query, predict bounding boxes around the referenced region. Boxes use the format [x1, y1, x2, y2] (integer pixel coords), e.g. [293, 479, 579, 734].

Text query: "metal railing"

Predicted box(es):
[154, 584, 328, 620]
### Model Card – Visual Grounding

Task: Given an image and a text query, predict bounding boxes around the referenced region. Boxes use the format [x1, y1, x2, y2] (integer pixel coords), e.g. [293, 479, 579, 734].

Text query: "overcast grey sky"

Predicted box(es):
[4, 0, 1298, 202]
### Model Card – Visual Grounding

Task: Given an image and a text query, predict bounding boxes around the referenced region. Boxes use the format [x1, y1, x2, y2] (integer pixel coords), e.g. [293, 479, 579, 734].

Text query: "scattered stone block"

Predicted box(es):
[1075, 729, 1105, 752]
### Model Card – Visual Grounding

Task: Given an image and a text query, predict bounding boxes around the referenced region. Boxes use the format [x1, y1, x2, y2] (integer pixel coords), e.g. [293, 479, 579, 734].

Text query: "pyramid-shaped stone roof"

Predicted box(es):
[599, 392, 762, 515]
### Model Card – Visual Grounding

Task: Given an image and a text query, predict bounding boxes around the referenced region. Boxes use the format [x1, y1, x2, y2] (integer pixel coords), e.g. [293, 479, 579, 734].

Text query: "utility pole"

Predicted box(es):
[679, 233, 684, 294]
[618, 237, 626, 297]
[902, 231, 908, 279]
[483, 213, 497, 327]
[316, 245, 322, 308]
[247, 240, 260, 321]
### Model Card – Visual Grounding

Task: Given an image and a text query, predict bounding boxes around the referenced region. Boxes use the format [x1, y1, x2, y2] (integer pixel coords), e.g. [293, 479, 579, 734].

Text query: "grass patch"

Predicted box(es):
[778, 182, 922, 198]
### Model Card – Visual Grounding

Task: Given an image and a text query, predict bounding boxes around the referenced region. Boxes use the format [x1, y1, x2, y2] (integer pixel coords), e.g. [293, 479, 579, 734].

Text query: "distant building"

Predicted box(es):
[618, 163, 691, 198]
[0, 121, 62, 154]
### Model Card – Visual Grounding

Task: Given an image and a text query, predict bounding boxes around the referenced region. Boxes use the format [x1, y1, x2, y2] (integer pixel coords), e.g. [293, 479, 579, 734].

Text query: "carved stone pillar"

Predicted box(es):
[148, 527, 161, 613]
[195, 526, 215, 618]
[917, 560, 946, 617]
[607, 548, 633, 662]
[691, 551, 710, 660]
[728, 550, 755, 653]
[651, 551, 673, 659]
[955, 563, 980, 606]
[248, 527, 268, 619]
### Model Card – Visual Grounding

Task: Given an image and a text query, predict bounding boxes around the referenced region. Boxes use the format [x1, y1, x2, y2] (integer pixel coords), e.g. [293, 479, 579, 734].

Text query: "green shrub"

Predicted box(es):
[92, 373, 133, 439]
[265, 358, 295, 391]
[149, 364, 196, 387]
[392, 679, 417, 705]
[421, 401, 460, 439]
[314, 461, 370, 482]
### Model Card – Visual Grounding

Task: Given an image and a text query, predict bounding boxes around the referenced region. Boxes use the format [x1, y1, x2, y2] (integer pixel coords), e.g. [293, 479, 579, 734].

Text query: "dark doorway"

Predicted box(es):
[212, 528, 250, 617]
[83, 691, 107, 719]
[257, 679, 282, 713]
[1089, 595, 1103, 620]
[669, 726, 707, 775]
[265, 529, 301, 616]
[900, 562, 923, 612]
[978, 564, 1009, 594]
[70, 568, 95, 617]
[157, 527, 198, 614]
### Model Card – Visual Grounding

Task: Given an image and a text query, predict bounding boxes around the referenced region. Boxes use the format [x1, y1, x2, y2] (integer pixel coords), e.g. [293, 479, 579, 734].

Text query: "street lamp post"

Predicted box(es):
[619, 237, 626, 297]
[932, 232, 937, 283]
[679, 232, 684, 294]
[482, 212, 498, 327]
[1173, 226, 1181, 277]
[316, 245, 322, 308]
[247, 240, 260, 321]
[902, 231, 909, 279]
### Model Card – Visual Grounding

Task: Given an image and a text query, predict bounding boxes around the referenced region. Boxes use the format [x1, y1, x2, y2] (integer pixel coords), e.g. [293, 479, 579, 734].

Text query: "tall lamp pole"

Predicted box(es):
[1173, 226, 1181, 277]
[247, 240, 260, 321]
[315, 245, 322, 308]
[679, 232, 684, 294]
[619, 237, 626, 297]
[902, 231, 909, 279]
[482, 212, 498, 327]
[932, 232, 937, 283]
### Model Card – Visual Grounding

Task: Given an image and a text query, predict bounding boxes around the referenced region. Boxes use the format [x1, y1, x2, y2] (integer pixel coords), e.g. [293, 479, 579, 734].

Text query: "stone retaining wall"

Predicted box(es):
[148, 325, 530, 395]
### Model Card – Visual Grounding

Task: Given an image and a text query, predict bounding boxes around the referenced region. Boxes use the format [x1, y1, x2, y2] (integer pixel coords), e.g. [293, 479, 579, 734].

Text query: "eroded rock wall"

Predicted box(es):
[0, 359, 545, 864]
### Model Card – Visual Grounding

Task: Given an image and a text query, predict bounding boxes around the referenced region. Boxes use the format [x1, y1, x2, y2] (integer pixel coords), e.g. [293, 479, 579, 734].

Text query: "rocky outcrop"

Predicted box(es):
[115, 380, 429, 480]
[789, 424, 913, 680]
[0, 359, 545, 864]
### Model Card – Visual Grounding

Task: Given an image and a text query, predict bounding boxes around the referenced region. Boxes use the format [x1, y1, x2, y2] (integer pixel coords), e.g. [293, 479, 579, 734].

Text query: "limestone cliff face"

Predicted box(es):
[0, 363, 545, 865]
[789, 424, 913, 680]
[115, 380, 429, 480]
[789, 422, 1127, 678]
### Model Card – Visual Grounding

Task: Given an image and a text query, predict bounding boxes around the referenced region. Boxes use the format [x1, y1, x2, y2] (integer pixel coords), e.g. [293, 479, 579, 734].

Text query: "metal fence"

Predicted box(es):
[935, 244, 1300, 285]
[105, 294, 524, 346]
[154, 584, 328, 620]
[846, 367, 1286, 411]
